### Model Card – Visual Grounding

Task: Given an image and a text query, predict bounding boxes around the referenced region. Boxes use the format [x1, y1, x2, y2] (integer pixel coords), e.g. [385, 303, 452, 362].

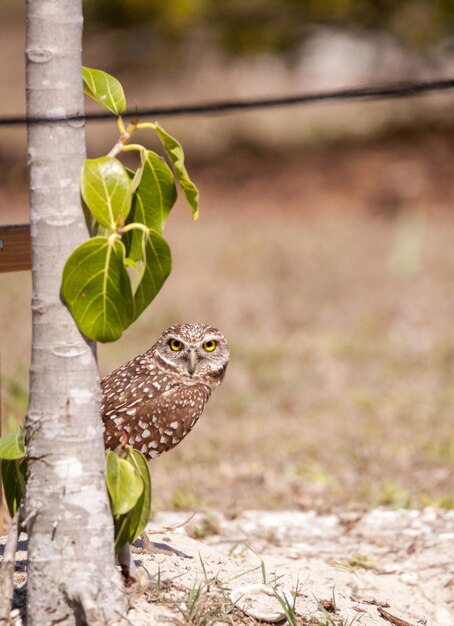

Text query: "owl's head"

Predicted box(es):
[152, 323, 229, 384]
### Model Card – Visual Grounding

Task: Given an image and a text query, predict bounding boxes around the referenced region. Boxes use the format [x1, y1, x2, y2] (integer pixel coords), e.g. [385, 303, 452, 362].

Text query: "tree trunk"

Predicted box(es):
[25, 1, 126, 623]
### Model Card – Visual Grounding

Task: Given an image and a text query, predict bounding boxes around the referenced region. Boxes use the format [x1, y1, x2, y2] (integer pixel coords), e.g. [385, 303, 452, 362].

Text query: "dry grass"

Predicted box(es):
[1, 139, 454, 513]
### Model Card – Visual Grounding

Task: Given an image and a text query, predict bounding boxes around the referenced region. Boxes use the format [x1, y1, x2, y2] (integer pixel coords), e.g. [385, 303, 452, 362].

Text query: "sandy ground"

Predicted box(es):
[2, 508, 453, 625]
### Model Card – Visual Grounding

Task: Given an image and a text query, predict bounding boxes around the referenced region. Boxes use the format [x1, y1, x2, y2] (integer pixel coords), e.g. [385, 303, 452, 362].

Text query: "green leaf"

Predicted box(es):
[81, 157, 132, 231]
[123, 449, 152, 543]
[106, 451, 144, 517]
[61, 236, 134, 342]
[1, 458, 27, 517]
[134, 150, 177, 232]
[113, 514, 130, 551]
[114, 449, 152, 549]
[0, 431, 26, 460]
[132, 229, 171, 323]
[154, 122, 199, 220]
[82, 66, 126, 115]
[126, 150, 177, 261]
[124, 257, 138, 270]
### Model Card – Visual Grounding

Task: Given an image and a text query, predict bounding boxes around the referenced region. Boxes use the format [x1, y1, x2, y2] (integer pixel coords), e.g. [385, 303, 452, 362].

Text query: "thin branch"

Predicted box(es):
[377, 607, 416, 626]
[0, 507, 22, 623]
[145, 512, 196, 535]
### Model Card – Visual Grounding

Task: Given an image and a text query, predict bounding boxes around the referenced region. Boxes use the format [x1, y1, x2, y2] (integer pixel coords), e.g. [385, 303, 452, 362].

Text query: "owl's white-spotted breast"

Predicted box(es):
[101, 323, 229, 458]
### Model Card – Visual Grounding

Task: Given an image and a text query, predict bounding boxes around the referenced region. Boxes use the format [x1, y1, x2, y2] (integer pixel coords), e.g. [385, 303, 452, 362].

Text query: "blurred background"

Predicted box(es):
[1, 1, 453, 513]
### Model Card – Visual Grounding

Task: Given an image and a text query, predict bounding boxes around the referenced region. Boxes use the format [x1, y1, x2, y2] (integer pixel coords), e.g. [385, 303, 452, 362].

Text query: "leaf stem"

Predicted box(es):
[116, 117, 126, 135]
[136, 122, 157, 130]
[121, 222, 149, 235]
[120, 144, 145, 153]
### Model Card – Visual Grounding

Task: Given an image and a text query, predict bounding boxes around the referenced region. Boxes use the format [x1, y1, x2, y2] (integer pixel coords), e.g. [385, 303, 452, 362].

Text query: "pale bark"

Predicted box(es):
[25, 1, 126, 624]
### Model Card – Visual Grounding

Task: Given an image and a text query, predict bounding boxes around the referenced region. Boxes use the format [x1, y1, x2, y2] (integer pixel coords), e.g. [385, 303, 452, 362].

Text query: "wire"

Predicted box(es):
[1, 78, 453, 127]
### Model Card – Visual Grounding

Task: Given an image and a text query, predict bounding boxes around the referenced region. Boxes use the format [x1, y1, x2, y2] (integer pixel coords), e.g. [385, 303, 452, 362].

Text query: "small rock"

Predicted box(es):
[9, 609, 23, 626]
[231, 583, 294, 623]
[319, 598, 336, 612]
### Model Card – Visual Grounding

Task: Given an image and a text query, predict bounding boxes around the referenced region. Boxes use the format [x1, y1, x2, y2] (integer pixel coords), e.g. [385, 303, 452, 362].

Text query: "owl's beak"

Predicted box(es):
[187, 349, 197, 375]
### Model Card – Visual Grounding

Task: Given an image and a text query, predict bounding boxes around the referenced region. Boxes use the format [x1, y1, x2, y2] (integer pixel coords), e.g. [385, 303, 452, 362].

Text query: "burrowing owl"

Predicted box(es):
[101, 323, 229, 458]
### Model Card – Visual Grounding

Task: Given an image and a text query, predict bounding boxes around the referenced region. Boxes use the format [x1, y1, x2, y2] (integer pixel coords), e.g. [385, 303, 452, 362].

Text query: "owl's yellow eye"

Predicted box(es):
[170, 339, 183, 351]
[203, 340, 217, 352]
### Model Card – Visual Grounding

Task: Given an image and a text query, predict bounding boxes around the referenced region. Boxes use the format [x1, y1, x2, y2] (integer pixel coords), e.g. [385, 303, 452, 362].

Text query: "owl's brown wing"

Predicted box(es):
[100, 354, 170, 410]
[102, 366, 211, 459]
